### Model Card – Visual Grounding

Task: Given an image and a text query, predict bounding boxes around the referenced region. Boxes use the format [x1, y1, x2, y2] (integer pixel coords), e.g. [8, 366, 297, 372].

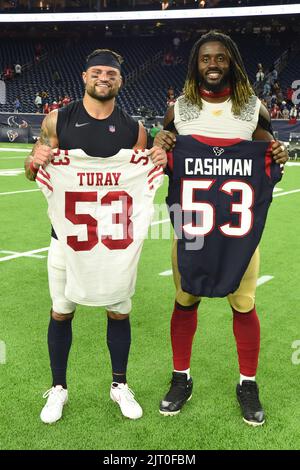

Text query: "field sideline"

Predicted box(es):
[0, 142, 299, 450]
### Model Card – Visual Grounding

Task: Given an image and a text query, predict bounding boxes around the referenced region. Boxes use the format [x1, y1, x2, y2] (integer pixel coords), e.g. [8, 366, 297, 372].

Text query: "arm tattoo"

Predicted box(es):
[39, 127, 51, 147]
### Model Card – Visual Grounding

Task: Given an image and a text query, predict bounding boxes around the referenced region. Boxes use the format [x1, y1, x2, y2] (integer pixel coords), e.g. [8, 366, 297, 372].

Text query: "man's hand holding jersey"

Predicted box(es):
[148, 145, 168, 168]
[154, 130, 176, 152]
[271, 140, 289, 164]
[31, 144, 54, 170]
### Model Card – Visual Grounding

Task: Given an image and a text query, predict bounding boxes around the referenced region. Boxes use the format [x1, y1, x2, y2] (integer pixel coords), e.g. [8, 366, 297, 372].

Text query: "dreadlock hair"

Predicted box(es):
[183, 31, 254, 116]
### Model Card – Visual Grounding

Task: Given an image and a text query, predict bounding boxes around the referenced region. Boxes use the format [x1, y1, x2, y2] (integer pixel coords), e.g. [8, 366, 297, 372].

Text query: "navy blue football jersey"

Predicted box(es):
[166, 135, 282, 297]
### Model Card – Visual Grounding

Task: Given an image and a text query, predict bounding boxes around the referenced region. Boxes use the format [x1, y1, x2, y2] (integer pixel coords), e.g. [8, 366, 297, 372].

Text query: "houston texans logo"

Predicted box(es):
[7, 130, 18, 142]
[213, 147, 224, 156]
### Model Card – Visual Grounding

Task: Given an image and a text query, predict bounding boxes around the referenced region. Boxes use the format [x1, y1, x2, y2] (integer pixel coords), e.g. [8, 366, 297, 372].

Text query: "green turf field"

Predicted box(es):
[0, 142, 299, 450]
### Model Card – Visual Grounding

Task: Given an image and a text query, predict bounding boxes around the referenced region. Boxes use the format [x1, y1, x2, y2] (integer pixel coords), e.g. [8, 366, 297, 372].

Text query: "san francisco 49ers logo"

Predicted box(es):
[213, 147, 224, 157]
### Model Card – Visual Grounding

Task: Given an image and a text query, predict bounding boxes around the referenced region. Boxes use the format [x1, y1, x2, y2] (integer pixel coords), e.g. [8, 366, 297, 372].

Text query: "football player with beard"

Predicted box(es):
[155, 31, 289, 426]
[25, 49, 167, 424]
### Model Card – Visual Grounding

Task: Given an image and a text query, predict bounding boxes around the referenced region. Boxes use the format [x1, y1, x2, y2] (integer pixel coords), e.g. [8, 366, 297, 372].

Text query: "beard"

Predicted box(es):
[200, 70, 230, 93]
[86, 84, 119, 102]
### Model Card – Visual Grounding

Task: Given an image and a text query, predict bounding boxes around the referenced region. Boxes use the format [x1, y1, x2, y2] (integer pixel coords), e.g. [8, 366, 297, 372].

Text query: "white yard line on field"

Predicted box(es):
[0, 189, 40, 196]
[0, 156, 28, 159]
[0, 247, 49, 262]
[0, 168, 24, 176]
[0, 250, 46, 259]
[273, 189, 300, 198]
[151, 218, 170, 226]
[159, 270, 173, 276]
[0, 148, 31, 152]
[256, 275, 274, 287]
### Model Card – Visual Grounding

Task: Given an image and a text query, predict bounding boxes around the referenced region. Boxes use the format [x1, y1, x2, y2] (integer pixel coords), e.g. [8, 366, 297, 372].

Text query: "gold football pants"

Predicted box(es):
[172, 239, 259, 313]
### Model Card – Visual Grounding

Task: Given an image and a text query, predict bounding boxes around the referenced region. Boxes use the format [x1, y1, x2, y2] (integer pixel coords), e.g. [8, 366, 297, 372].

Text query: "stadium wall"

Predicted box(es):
[0, 113, 299, 143]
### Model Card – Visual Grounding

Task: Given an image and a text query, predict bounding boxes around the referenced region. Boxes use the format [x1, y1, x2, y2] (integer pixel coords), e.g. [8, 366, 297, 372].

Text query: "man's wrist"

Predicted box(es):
[29, 160, 39, 174]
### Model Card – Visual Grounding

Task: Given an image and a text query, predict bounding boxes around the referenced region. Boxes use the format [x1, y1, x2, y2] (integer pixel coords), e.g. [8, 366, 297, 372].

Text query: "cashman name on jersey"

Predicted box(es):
[185, 156, 252, 176]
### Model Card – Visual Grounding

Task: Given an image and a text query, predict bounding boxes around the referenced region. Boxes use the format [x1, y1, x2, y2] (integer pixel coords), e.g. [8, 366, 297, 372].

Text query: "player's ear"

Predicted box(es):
[82, 71, 87, 85]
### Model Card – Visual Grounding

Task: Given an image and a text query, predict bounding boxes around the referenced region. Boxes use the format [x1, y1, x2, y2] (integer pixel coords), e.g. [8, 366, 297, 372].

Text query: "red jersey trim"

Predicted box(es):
[39, 168, 51, 181]
[148, 166, 160, 177]
[167, 152, 174, 171]
[191, 135, 244, 147]
[36, 176, 53, 192]
[148, 169, 164, 186]
[264, 142, 274, 178]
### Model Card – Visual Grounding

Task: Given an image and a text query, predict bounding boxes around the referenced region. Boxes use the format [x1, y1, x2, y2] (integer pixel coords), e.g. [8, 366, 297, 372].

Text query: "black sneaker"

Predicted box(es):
[159, 372, 193, 416]
[236, 380, 265, 426]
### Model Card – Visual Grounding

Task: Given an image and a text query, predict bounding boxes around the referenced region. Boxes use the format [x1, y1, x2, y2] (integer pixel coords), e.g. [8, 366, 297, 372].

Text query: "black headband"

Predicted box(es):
[86, 53, 121, 71]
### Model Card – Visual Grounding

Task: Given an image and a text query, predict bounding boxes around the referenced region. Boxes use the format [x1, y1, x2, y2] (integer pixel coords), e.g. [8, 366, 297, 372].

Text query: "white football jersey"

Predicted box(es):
[36, 148, 164, 306]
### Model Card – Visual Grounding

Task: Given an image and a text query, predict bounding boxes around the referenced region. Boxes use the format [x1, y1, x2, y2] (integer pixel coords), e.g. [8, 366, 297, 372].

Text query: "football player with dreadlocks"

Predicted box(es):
[155, 31, 289, 426]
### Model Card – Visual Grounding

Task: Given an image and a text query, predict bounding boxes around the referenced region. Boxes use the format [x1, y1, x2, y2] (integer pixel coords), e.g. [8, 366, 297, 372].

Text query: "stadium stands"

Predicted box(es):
[0, 30, 295, 116]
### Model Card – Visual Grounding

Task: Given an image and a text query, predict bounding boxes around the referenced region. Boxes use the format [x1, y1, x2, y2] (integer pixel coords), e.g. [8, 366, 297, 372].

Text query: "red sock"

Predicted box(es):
[232, 307, 260, 377]
[171, 301, 198, 370]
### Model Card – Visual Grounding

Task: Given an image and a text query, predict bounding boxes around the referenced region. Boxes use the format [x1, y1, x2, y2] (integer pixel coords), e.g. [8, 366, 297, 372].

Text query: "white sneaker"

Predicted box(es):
[110, 383, 143, 420]
[40, 385, 68, 424]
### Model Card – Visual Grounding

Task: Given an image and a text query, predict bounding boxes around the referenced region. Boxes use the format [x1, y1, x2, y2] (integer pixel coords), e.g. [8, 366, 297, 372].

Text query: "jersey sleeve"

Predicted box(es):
[264, 143, 283, 186]
[147, 164, 164, 191]
[36, 167, 53, 197]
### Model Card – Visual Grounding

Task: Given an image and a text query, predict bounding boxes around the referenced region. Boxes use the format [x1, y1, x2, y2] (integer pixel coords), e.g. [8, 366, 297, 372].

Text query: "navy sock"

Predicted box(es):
[107, 317, 131, 384]
[48, 316, 73, 389]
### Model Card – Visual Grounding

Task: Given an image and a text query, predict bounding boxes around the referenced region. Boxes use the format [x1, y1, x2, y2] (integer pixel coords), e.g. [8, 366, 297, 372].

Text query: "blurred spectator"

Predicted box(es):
[4, 66, 13, 80]
[286, 86, 294, 105]
[272, 80, 281, 96]
[282, 107, 289, 120]
[289, 105, 298, 121]
[62, 95, 71, 107]
[13, 97, 21, 113]
[172, 36, 181, 51]
[43, 102, 50, 114]
[52, 70, 61, 84]
[34, 92, 42, 113]
[41, 90, 49, 106]
[256, 63, 264, 83]
[265, 94, 272, 109]
[270, 103, 281, 119]
[35, 42, 42, 62]
[270, 66, 278, 85]
[50, 101, 60, 111]
[161, 1, 169, 9]
[163, 51, 174, 66]
[263, 79, 271, 97]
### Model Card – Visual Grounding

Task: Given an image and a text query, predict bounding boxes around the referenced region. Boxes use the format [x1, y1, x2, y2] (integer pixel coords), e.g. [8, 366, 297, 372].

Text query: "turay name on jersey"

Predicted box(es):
[185, 157, 252, 177]
[77, 172, 121, 187]
[167, 135, 282, 298]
